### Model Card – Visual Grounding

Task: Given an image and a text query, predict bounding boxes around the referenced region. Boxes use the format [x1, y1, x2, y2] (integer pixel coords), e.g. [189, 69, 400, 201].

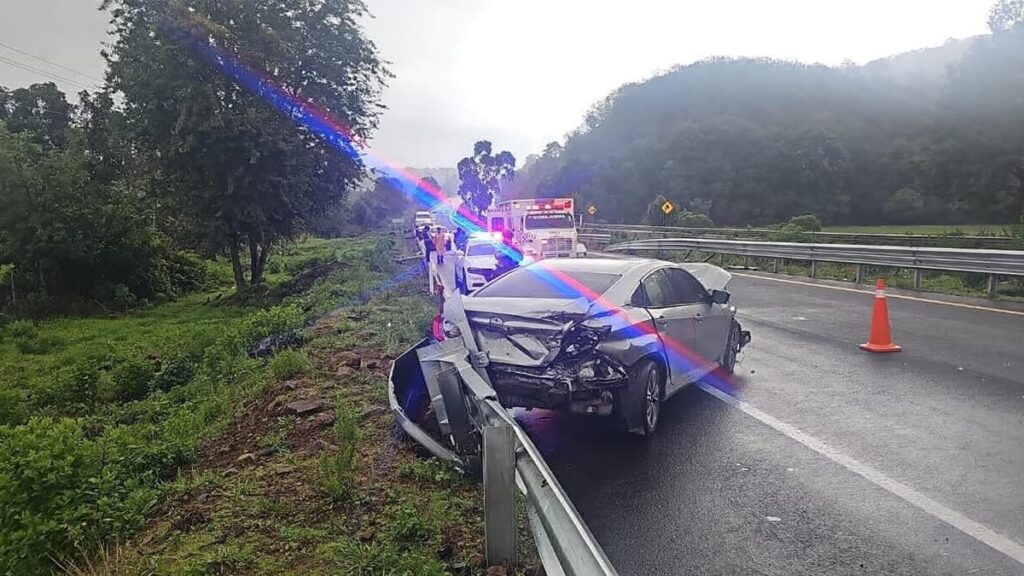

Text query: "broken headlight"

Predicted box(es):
[560, 322, 611, 358]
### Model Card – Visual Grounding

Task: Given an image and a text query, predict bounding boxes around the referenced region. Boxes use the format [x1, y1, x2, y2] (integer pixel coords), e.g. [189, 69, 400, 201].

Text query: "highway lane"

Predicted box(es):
[516, 271, 1024, 575]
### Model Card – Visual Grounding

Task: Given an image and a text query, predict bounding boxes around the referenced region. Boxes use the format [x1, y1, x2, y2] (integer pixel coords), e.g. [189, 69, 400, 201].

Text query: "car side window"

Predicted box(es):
[664, 268, 709, 304]
[640, 269, 674, 308]
[630, 283, 648, 307]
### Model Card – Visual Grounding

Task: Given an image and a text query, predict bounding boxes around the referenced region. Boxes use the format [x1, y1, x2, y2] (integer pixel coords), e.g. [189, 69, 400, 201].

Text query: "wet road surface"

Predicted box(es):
[516, 272, 1024, 575]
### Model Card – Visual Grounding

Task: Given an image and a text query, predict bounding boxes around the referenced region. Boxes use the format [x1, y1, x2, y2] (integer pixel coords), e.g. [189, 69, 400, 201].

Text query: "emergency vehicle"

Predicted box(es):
[485, 198, 586, 259]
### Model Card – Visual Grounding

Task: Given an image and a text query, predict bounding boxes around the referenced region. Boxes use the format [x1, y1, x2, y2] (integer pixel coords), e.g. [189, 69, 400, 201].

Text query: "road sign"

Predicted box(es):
[661, 201, 674, 215]
[587, 204, 597, 216]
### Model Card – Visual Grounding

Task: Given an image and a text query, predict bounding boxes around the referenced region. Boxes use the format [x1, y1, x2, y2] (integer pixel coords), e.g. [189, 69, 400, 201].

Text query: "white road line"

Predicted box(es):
[732, 272, 1024, 317]
[697, 381, 1024, 566]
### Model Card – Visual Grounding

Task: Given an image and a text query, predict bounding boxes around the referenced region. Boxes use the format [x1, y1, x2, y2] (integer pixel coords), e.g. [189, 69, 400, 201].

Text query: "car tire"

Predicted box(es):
[722, 321, 740, 374]
[628, 358, 662, 437]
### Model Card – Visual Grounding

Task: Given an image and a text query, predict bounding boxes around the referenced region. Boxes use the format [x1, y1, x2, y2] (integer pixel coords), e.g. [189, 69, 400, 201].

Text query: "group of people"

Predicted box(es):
[416, 222, 525, 295]
[416, 224, 449, 265]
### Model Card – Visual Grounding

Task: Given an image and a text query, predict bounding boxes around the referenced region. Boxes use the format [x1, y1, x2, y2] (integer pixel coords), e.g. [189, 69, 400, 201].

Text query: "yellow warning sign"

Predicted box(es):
[661, 201, 674, 215]
[587, 204, 597, 216]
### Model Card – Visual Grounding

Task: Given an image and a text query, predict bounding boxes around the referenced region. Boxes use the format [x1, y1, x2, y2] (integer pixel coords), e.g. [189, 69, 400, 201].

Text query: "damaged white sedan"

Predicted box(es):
[435, 257, 751, 436]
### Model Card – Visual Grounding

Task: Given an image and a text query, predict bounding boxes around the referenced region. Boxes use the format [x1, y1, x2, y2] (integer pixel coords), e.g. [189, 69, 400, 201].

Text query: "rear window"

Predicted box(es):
[474, 266, 620, 299]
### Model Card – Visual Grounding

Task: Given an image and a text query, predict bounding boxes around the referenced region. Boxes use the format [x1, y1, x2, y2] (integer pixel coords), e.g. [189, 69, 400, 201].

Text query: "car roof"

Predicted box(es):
[520, 256, 660, 275]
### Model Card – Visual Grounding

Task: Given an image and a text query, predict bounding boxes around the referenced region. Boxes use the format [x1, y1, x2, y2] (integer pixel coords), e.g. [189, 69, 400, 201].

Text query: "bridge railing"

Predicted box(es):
[605, 236, 1024, 297]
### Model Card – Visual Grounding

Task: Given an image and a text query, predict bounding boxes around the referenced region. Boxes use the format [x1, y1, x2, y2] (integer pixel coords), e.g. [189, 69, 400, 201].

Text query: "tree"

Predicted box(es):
[0, 121, 172, 308]
[989, 0, 1024, 31]
[0, 82, 73, 149]
[457, 140, 516, 214]
[103, 0, 389, 289]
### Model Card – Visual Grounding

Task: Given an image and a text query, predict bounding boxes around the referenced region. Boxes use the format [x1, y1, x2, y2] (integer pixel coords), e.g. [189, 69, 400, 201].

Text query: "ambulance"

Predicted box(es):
[485, 198, 586, 259]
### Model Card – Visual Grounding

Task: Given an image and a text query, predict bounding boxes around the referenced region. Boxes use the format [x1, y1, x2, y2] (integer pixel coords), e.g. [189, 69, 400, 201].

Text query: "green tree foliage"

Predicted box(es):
[788, 214, 823, 232]
[0, 83, 72, 149]
[102, 0, 389, 289]
[514, 26, 1024, 227]
[457, 140, 516, 214]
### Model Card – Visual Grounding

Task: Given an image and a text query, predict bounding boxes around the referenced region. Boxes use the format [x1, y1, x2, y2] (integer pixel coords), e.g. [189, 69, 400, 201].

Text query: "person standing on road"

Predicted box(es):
[433, 227, 447, 265]
[423, 225, 435, 265]
[454, 227, 468, 252]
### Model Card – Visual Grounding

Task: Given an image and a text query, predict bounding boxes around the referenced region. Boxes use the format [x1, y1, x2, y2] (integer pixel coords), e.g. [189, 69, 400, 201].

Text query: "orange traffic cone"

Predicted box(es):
[860, 278, 902, 353]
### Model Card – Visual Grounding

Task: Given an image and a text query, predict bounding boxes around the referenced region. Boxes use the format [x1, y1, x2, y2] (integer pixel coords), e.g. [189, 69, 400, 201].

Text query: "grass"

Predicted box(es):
[0, 234, 428, 574]
[93, 265, 533, 575]
[1, 232, 533, 574]
[822, 224, 1011, 236]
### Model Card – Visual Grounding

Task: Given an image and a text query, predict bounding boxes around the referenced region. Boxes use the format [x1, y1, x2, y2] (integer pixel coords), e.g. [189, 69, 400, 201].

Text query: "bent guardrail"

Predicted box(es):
[389, 337, 618, 575]
[606, 237, 1024, 297]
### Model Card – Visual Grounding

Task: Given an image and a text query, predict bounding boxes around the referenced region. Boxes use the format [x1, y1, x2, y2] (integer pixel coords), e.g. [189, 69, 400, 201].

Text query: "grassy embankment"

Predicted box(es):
[1, 235, 530, 575]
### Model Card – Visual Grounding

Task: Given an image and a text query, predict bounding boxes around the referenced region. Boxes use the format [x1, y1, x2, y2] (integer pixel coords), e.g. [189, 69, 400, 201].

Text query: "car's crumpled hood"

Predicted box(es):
[460, 296, 591, 367]
[679, 262, 732, 291]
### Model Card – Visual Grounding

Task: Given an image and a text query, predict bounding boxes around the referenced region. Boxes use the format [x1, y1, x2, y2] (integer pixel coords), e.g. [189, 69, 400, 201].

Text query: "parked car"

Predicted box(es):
[439, 257, 750, 435]
[454, 236, 504, 294]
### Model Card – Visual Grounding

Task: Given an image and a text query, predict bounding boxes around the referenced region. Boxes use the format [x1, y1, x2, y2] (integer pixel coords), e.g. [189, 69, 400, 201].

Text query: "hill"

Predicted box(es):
[515, 30, 1024, 227]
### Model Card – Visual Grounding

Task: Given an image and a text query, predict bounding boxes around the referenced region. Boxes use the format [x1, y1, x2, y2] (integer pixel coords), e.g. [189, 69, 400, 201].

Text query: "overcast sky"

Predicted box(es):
[0, 1, 994, 168]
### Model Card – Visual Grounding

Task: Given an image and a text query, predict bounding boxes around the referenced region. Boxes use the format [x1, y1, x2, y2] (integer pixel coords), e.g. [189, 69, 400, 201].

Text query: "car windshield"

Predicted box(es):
[524, 213, 574, 230]
[474, 267, 620, 300]
[467, 242, 497, 256]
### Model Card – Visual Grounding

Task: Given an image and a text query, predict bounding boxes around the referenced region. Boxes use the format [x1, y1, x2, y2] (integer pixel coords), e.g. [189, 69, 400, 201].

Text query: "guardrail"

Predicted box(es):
[583, 222, 1020, 250]
[390, 336, 617, 575]
[606, 237, 1024, 298]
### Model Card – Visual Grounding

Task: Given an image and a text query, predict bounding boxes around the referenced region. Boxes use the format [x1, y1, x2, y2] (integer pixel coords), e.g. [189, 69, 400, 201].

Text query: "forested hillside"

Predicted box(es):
[511, 26, 1024, 227]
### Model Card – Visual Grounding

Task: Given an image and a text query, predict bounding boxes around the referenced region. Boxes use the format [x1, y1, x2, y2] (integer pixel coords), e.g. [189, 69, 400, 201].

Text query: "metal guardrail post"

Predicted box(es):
[483, 425, 517, 566]
[810, 260, 818, 278]
[988, 274, 998, 298]
[855, 264, 864, 284]
[773, 258, 779, 273]
[437, 364, 476, 454]
[914, 269, 923, 290]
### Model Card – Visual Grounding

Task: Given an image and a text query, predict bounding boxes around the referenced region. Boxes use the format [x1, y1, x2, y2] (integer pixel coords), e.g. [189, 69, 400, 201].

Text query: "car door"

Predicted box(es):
[664, 267, 730, 366]
[638, 269, 702, 392]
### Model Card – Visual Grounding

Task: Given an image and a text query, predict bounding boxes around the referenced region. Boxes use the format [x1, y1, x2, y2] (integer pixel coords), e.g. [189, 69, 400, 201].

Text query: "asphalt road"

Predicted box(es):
[515, 272, 1024, 575]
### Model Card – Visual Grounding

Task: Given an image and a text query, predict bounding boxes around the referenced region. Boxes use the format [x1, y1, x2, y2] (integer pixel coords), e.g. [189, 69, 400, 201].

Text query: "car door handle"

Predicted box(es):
[654, 316, 669, 326]
[694, 314, 704, 324]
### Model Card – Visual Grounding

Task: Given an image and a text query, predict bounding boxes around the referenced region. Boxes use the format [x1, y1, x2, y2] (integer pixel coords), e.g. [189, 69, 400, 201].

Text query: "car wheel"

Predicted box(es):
[629, 359, 662, 436]
[722, 321, 740, 374]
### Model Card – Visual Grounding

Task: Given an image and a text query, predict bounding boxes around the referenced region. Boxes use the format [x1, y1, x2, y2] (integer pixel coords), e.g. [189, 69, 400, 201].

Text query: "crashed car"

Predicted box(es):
[438, 257, 750, 435]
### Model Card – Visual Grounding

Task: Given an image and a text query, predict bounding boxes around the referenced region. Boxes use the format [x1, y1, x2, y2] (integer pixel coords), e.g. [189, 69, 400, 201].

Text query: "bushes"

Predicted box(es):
[0, 388, 27, 426]
[676, 210, 715, 228]
[269, 349, 311, 380]
[39, 360, 101, 416]
[152, 354, 197, 392]
[788, 214, 823, 232]
[111, 358, 156, 402]
[6, 320, 62, 355]
[0, 418, 156, 574]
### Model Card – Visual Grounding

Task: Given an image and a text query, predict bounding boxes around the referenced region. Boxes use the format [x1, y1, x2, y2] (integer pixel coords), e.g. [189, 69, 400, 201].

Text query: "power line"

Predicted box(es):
[0, 55, 95, 91]
[0, 41, 104, 83]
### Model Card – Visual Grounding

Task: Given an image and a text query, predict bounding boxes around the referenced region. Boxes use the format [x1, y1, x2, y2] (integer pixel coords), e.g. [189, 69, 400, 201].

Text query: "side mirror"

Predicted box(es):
[710, 289, 730, 305]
